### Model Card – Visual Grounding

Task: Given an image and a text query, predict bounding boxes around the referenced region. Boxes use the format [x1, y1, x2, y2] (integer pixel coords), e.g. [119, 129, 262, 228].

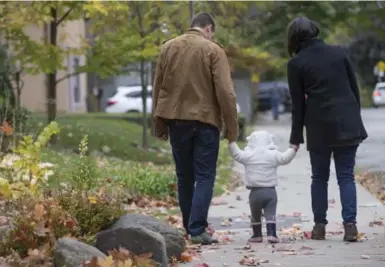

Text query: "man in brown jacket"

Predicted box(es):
[152, 13, 238, 244]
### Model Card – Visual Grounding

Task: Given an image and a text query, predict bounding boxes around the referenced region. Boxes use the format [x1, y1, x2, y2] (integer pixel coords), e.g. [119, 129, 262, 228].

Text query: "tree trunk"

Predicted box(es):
[140, 60, 149, 150]
[46, 8, 58, 143]
[189, 1, 194, 21]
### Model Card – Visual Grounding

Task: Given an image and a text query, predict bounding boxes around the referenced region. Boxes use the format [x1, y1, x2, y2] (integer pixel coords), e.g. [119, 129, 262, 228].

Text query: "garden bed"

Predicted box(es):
[0, 117, 238, 266]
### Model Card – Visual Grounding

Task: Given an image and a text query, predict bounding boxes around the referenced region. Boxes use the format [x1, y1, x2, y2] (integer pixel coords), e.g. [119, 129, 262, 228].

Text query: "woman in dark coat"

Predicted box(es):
[286, 17, 368, 242]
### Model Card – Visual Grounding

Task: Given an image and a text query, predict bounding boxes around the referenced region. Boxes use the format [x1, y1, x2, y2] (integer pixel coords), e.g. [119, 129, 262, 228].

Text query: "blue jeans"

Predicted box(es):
[309, 145, 358, 225]
[168, 120, 219, 236]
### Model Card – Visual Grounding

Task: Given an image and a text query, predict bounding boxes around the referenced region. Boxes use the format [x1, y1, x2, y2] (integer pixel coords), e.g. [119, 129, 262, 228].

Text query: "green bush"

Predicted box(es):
[117, 164, 177, 198]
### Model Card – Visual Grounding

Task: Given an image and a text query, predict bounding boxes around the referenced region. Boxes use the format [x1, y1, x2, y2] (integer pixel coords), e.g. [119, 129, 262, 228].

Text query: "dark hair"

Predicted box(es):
[191, 12, 216, 32]
[287, 17, 320, 57]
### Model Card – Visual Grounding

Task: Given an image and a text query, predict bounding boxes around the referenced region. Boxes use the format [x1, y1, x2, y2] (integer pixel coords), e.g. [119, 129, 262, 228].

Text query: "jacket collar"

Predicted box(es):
[185, 28, 205, 37]
[298, 38, 324, 52]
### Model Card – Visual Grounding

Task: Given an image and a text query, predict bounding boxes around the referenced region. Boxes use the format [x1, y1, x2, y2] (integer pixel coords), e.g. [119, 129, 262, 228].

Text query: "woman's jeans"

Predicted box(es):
[309, 145, 358, 225]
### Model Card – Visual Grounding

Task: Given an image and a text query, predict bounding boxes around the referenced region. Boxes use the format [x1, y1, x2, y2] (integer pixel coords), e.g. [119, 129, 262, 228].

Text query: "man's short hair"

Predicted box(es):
[190, 12, 216, 32]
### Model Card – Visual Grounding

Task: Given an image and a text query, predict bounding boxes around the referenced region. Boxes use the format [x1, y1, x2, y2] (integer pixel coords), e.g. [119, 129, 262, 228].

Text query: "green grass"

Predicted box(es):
[28, 114, 172, 165]
[31, 113, 246, 197]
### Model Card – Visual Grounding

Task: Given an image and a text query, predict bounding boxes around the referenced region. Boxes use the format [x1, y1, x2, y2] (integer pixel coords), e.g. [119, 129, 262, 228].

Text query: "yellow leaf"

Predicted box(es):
[34, 204, 46, 220]
[88, 196, 98, 204]
[0, 178, 12, 198]
[251, 73, 260, 83]
[97, 255, 115, 267]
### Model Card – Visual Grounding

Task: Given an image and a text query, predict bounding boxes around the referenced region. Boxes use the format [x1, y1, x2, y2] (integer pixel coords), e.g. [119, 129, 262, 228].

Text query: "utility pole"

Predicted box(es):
[189, 1, 194, 21]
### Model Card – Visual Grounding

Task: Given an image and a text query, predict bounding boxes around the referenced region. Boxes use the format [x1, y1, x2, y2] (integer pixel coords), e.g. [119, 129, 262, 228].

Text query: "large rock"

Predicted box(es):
[53, 237, 106, 267]
[96, 225, 168, 267]
[98, 214, 185, 260]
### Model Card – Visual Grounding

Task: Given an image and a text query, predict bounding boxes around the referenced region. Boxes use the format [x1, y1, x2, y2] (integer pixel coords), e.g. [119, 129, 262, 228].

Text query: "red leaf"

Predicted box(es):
[193, 264, 209, 267]
[303, 231, 312, 239]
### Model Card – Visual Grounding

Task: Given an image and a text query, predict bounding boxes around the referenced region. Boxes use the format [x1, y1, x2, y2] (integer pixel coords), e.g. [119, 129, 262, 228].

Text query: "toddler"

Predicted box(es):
[229, 130, 297, 243]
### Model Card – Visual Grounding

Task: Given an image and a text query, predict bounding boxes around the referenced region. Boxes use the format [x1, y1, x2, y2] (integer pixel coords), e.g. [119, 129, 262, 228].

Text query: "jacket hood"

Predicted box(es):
[245, 131, 277, 151]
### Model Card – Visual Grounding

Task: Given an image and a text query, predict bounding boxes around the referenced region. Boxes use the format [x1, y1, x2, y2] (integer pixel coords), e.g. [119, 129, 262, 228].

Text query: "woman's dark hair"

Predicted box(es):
[287, 17, 320, 57]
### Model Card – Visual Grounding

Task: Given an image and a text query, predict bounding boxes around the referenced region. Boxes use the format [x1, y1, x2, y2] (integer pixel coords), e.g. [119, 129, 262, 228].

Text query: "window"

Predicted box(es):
[73, 57, 81, 103]
[125, 90, 152, 98]
[125, 91, 141, 98]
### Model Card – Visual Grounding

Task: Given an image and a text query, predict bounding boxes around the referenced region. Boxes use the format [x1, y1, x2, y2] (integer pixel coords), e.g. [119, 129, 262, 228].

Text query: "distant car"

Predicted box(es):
[372, 82, 385, 108]
[106, 85, 242, 114]
[257, 81, 292, 113]
[105, 86, 152, 113]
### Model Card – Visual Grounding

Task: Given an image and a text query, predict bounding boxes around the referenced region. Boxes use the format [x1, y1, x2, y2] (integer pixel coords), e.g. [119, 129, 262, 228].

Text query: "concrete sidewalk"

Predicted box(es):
[183, 114, 385, 267]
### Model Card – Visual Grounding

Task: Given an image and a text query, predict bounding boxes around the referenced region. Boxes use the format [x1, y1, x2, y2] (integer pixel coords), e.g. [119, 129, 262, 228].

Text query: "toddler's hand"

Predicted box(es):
[290, 144, 299, 152]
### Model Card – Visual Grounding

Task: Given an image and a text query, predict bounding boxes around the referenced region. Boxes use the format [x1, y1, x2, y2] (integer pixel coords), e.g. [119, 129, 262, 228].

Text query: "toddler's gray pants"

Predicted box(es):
[248, 187, 277, 225]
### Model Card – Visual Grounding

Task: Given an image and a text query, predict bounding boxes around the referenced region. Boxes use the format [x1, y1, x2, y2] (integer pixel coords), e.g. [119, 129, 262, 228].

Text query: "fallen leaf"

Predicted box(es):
[303, 231, 312, 239]
[235, 244, 252, 250]
[369, 220, 384, 227]
[292, 212, 302, 217]
[239, 255, 259, 266]
[275, 246, 295, 252]
[211, 198, 228, 205]
[33, 221, 50, 237]
[180, 251, 193, 262]
[357, 232, 366, 241]
[34, 204, 46, 220]
[193, 264, 209, 267]
[0, 216, 8, 226]
[299, 246, 313, 251]
[220, 218, 232, 227]
[361, 255, 370, 259]
[328, 198, 336, 204]
[282, 252, 298, 255]
[236, 195, 242, 201]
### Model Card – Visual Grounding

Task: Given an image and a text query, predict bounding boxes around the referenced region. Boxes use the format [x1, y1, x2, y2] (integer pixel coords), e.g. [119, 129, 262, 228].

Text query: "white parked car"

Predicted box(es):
[372, 82, 385, 108]
[105, 86, 153, 113]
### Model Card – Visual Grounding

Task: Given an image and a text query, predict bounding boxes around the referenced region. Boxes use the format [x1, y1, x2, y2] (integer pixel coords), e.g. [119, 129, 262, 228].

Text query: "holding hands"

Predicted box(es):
[290, 144, 300, 152]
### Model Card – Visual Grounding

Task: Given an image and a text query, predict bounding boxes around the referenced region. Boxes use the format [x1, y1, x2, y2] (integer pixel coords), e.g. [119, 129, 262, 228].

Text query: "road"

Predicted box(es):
[356, 108, 385, 172]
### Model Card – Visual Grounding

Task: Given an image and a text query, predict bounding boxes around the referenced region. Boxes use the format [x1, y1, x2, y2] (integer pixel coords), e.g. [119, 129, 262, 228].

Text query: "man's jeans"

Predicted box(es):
[168, 120, 219, 236]
[309, 145, 358, 225]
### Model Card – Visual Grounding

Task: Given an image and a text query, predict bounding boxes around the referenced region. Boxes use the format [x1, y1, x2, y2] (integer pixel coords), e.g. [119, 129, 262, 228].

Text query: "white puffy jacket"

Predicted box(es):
[229, 130, 296, 188]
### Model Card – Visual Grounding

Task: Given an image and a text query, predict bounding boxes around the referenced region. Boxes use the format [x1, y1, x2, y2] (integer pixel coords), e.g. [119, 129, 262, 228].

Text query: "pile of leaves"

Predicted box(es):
[356, 171, 385, 204]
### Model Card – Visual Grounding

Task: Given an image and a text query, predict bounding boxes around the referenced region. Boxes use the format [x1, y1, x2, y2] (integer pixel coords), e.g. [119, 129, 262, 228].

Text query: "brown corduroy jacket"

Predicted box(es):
[152, 28, 238, 141]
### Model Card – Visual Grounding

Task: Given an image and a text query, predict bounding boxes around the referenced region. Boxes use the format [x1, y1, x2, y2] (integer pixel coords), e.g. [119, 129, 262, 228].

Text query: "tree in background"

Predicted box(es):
[85, 1, 170, 150]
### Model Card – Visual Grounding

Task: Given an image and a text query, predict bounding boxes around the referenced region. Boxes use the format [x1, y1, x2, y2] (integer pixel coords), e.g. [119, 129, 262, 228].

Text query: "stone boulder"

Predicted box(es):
[96, 214, 185, 260]
[53, 237, 106, 267]
[96, 225, 168, 267]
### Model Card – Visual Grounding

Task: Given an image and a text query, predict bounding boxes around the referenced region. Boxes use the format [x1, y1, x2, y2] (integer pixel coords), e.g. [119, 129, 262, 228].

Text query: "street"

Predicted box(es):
[357, 108, 385, 172]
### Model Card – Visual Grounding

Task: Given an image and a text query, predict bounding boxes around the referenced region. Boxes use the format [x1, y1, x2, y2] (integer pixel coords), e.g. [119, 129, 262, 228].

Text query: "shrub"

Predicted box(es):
[0, 197, 79, 257]
[57, 189, 126, 244]
[117, 163, 177, 198]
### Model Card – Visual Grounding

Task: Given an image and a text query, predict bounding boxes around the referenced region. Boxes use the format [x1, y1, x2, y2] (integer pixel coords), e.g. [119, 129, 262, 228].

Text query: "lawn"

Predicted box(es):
[27, 113, 172, 165]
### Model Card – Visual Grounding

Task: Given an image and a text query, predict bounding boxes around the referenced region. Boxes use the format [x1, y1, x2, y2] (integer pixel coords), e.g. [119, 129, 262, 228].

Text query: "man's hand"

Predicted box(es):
[157, 133, 168, 141]
[290, 144, 300, 152]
